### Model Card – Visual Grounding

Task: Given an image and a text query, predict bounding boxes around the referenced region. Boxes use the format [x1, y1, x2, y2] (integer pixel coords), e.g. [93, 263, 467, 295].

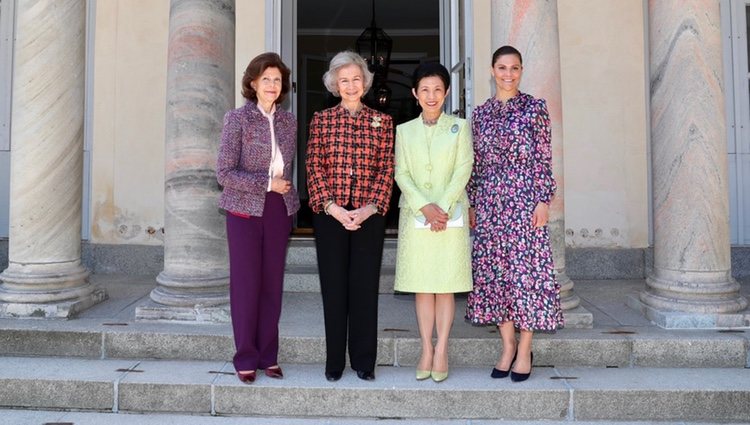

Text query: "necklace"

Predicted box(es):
[422, 114, 440, 126]
[343, 103, 363, 117]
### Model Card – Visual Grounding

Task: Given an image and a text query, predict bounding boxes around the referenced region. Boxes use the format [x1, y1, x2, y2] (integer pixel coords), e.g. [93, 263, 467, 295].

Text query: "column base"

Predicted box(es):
[0, 286, 107, 319]
[0, 262, 92, 303]
[0, 261, 107, 318]
[149, 270, 229, 307]
[556, 267, 591, 327]
[135, 270, 230, 322]
[557, 267, 581, 311]
[135, 298, 230, 322]
[627, 294, 750, 329]
[642, 268, 748, 314]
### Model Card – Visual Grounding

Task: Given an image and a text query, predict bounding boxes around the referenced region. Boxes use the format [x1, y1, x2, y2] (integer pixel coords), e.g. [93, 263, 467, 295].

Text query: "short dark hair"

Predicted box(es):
[241, 52, 291, 104]
[411, 62, 450, 91]
[492, 45, 523, 66]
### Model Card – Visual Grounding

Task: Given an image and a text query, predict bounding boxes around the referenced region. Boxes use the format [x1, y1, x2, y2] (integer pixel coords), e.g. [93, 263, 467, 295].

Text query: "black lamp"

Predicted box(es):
[356, 0, 392, 109]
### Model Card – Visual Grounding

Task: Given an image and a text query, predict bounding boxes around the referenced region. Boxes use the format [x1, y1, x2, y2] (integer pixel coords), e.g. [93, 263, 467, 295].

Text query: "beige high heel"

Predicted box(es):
[430, 369, 448, 383]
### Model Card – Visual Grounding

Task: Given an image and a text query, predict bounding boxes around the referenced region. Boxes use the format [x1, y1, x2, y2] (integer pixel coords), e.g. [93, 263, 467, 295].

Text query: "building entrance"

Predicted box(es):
[281, 0, 443, 234]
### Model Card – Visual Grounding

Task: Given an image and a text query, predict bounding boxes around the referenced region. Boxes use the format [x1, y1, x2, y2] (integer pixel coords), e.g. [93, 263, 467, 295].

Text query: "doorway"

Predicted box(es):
[282, 0, 444, 234]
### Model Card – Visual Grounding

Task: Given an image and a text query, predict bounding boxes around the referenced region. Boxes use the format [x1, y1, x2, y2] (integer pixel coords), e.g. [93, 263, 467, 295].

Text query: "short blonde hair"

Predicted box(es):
[322, 51, 374, 97]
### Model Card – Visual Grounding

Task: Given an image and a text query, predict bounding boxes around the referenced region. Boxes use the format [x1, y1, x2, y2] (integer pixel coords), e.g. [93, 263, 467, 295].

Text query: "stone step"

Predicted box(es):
[0, 316, 747, 368]
[0, 356, 748, 422]
[1, 289, 748, 368]
[287, 239, 399, 266]
[285, 239, 398, 293]
[284, 264, 395, 293]
[2, 411, 743, 425]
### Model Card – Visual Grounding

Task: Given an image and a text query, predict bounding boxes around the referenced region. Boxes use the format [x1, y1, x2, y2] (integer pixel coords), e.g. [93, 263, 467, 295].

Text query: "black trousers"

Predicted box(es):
[312, 212, 385, 373]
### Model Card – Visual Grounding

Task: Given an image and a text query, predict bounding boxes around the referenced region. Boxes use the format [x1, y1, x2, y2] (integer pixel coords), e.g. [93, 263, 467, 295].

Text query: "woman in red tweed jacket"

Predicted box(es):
[216, 53, 299, 384]
[306, 51, 394, 382]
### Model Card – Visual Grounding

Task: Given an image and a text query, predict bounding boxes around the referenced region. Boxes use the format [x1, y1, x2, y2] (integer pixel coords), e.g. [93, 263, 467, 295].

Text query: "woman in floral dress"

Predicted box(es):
[465, 45, 563, 382]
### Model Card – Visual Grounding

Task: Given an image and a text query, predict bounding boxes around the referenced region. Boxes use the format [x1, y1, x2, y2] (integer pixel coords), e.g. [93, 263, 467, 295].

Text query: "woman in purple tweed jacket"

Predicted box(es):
[216, 52, 300, 384]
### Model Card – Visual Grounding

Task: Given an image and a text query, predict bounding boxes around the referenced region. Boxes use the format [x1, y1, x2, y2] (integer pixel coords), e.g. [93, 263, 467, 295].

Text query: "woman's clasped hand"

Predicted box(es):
[420, 203, 448, 231]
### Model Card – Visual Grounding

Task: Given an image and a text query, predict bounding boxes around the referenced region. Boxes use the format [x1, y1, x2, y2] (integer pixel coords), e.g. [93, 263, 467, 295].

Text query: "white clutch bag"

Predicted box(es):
[414, 207, 464, 229]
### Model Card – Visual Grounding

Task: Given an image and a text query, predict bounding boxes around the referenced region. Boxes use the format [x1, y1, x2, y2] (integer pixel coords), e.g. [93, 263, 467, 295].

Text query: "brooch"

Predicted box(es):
[371, 116, 382, 128]
[451, 124, 459, 133]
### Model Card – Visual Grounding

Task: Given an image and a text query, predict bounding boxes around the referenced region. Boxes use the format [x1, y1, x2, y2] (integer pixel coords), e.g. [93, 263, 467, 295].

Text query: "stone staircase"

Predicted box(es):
[0, 240, 749, 423]
[283, 239, 397, 293]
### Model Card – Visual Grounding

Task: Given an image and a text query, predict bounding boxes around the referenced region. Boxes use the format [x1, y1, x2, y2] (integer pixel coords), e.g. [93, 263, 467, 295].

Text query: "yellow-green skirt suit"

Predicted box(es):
[394, 113, 474, 294]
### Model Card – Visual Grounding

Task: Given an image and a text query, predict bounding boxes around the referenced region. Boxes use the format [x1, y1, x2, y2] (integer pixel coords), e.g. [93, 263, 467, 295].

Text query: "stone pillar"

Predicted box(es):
[633, 0, 748, 328]
[0, 0, 106, 318]
[136, 0, 235, 322]
[491, 0, 590, 327]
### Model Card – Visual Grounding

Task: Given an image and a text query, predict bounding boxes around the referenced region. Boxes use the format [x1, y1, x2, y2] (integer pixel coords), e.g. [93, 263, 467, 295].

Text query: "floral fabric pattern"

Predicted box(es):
[465, 93, 563, 331]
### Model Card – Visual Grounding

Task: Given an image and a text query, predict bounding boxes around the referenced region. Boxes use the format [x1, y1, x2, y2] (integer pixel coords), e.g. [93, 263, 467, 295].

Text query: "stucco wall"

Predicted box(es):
[558, 0, 650, 248]
[90, 0, 169, 245]
[87, 0, 649, 249]
[472, 0, 493, 110]
[236, 1, 267, 107]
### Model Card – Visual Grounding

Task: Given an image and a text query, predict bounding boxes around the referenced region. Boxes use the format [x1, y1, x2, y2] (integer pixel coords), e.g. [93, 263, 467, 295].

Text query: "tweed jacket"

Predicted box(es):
[305, 104, 394, 214]
[216, 102, 300, 217]
[394, 113, 473, 216]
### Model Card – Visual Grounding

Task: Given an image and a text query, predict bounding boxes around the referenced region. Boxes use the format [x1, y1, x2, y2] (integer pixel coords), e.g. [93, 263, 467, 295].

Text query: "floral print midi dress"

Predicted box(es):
[465, 93, 564, 331]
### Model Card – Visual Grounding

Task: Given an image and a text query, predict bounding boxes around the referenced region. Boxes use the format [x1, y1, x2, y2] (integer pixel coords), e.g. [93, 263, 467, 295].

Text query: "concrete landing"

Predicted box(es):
[1, 276, 750, 422]
[0, 276, 748, 368]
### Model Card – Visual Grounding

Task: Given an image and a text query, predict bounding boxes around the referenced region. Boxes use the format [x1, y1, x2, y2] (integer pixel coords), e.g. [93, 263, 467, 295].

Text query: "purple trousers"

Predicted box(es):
[226, 192, 291, 372]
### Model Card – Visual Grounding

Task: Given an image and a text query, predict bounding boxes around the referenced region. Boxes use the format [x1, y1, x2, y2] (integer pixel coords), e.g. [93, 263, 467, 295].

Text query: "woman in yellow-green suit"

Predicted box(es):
[394, 62, 474, 383]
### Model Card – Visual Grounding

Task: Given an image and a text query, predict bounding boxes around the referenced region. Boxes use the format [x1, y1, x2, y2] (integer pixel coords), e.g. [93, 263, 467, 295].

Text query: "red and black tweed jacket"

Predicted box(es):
[305, 103, 394, 214]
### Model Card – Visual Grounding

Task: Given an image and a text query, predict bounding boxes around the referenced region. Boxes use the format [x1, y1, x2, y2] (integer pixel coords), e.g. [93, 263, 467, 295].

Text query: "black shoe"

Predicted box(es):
[491, 350, 517, 379]
[510, 352, 533, 382]
[356, 370, 375, 381]
[491, 367, 509, 378]
[325, 370, 343, 382]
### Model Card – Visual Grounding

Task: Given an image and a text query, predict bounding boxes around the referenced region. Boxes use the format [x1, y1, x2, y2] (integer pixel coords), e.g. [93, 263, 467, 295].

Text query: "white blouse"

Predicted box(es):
[258, 102, 285, 191]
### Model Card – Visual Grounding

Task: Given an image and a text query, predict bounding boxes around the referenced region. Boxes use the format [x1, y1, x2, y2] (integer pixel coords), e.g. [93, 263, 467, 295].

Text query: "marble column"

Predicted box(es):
[136, 0, 235, 321]
[0, 0, 106, 318]
[491, 0, 589, 327]
[635, 0, 748, 327]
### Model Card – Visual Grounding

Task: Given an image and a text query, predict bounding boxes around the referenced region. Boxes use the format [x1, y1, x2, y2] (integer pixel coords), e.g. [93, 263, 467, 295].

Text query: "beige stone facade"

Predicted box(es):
[82, 0, 650, 249]
[0, 0, 746, 325]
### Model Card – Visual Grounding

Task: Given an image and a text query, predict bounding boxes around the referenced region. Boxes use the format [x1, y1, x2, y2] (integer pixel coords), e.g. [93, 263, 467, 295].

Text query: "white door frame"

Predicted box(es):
[82, 0, 95, 240]
[721, 0, 750, 244]
[271, 0, 473, 118]
[0, 0, 13, 152]
[0, 0, 14, 238]
[442, 0, 473, 118]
